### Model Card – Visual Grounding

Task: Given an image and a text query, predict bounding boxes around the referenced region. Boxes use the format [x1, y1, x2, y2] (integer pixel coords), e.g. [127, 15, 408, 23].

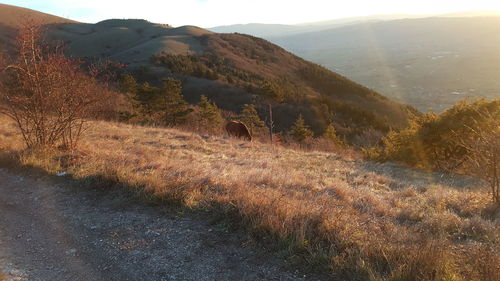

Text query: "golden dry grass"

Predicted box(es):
[0, 115, 498, 280]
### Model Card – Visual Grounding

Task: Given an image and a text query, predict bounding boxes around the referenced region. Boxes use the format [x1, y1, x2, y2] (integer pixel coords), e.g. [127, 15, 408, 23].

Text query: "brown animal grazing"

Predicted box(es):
[225, 121, 252, 141]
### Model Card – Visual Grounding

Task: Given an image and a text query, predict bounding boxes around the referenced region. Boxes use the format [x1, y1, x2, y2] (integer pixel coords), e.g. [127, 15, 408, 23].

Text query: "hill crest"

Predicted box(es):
[0, 3, 76, 28]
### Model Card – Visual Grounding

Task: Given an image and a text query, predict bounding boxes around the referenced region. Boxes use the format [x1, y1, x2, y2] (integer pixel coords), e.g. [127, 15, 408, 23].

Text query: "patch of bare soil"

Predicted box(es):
[0, 168, 326, 281]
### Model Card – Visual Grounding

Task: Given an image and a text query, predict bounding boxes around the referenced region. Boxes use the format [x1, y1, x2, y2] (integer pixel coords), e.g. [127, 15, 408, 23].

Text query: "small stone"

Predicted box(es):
[65, 248, 77, 255]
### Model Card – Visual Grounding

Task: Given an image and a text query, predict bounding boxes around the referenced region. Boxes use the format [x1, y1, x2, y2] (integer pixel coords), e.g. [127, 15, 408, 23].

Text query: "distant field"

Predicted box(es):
[0, 116, 498, 280]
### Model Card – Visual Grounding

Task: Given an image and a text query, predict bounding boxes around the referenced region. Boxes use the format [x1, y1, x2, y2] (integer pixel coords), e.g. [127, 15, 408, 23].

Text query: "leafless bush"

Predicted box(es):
[0, 21, 115, 150]
[454, 109, 499, 203]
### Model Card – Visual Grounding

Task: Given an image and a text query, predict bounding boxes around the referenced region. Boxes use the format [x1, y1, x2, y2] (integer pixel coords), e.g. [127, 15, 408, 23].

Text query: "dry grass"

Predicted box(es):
[0, 115, 498, 280]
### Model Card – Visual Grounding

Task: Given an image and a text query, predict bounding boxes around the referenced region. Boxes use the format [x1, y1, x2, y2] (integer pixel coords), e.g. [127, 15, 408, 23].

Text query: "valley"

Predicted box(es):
[213, 15, 500, 112]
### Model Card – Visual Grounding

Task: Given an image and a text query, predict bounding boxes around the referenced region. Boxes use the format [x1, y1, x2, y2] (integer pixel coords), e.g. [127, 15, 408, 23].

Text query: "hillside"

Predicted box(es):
[0, 3, 75, 27]
[0, 3, 75, 51]
[0, 115, 497, 280]
[47, 19, 212, 65]
[0, 5, 418, 144]
[266, 17, 500, 112]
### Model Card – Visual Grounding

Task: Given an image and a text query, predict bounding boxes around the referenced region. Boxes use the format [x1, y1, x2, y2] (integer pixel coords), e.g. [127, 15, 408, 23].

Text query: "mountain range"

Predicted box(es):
[209, 14, 426, 37]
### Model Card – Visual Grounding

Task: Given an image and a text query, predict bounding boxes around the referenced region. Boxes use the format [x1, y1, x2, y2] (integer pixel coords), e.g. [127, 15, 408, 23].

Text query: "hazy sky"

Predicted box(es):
[3, 0, 500, 27]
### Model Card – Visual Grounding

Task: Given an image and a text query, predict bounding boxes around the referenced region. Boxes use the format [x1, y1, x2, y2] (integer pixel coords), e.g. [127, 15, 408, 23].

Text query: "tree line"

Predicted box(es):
[118, 73, 343, 145]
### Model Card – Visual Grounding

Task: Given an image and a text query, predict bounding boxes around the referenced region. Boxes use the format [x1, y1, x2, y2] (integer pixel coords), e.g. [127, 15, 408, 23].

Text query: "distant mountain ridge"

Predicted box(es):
[208, 11, 500, 38]
[208, 14, 425, 38]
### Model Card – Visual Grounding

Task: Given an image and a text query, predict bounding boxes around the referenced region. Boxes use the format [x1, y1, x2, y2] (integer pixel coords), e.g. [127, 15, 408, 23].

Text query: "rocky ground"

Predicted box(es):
[0, 168, 327, 281]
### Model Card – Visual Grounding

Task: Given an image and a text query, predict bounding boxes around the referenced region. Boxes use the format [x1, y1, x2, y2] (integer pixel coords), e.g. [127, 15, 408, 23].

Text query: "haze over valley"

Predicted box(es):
[211, 12, 500, 112]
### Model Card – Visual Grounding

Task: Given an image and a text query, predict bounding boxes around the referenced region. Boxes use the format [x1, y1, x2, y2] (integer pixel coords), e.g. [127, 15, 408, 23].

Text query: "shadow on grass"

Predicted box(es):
[356, 159, 482, 190]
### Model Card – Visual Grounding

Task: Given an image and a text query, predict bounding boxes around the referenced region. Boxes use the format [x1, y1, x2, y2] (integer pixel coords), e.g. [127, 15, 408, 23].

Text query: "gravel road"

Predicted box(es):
[0, 168, 326, 281]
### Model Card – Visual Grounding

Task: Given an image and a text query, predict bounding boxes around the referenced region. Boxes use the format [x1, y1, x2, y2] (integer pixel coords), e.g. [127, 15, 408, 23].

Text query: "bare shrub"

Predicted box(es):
[454, 109, 499, 203]
[0, 21, 114, 149]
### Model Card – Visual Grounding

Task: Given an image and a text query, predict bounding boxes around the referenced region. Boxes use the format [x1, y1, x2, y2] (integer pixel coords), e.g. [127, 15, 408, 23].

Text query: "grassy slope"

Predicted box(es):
[0, 3, 75, 50]
[0, 3, 75, 28]
[48, 20, 212, 64]
[0, 115, 497, 280]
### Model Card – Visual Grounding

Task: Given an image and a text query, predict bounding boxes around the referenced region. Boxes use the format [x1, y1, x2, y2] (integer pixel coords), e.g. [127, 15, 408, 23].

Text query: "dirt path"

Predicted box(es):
[0, 168, 325, 281]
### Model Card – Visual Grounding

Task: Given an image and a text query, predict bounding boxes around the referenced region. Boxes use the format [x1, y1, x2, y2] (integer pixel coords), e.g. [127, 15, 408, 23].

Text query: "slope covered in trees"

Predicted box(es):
[147, 32, 418, 143]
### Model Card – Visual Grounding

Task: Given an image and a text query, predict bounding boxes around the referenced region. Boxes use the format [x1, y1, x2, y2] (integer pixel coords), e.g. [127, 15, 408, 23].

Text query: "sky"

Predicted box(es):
[2, 0, 500, 27]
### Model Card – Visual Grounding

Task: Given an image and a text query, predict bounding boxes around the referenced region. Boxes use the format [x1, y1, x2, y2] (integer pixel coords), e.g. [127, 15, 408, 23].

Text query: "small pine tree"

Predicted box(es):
[323, 123, 343, 145]
[261, 80, 285, 102]
[134, 82, 159, 117]
[238, 104, 265, 134]
[154, 78, 191, 126]
[118, 74, 137, 94]
[198, 95, 223, 133]
[290, 114, 313, 142]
